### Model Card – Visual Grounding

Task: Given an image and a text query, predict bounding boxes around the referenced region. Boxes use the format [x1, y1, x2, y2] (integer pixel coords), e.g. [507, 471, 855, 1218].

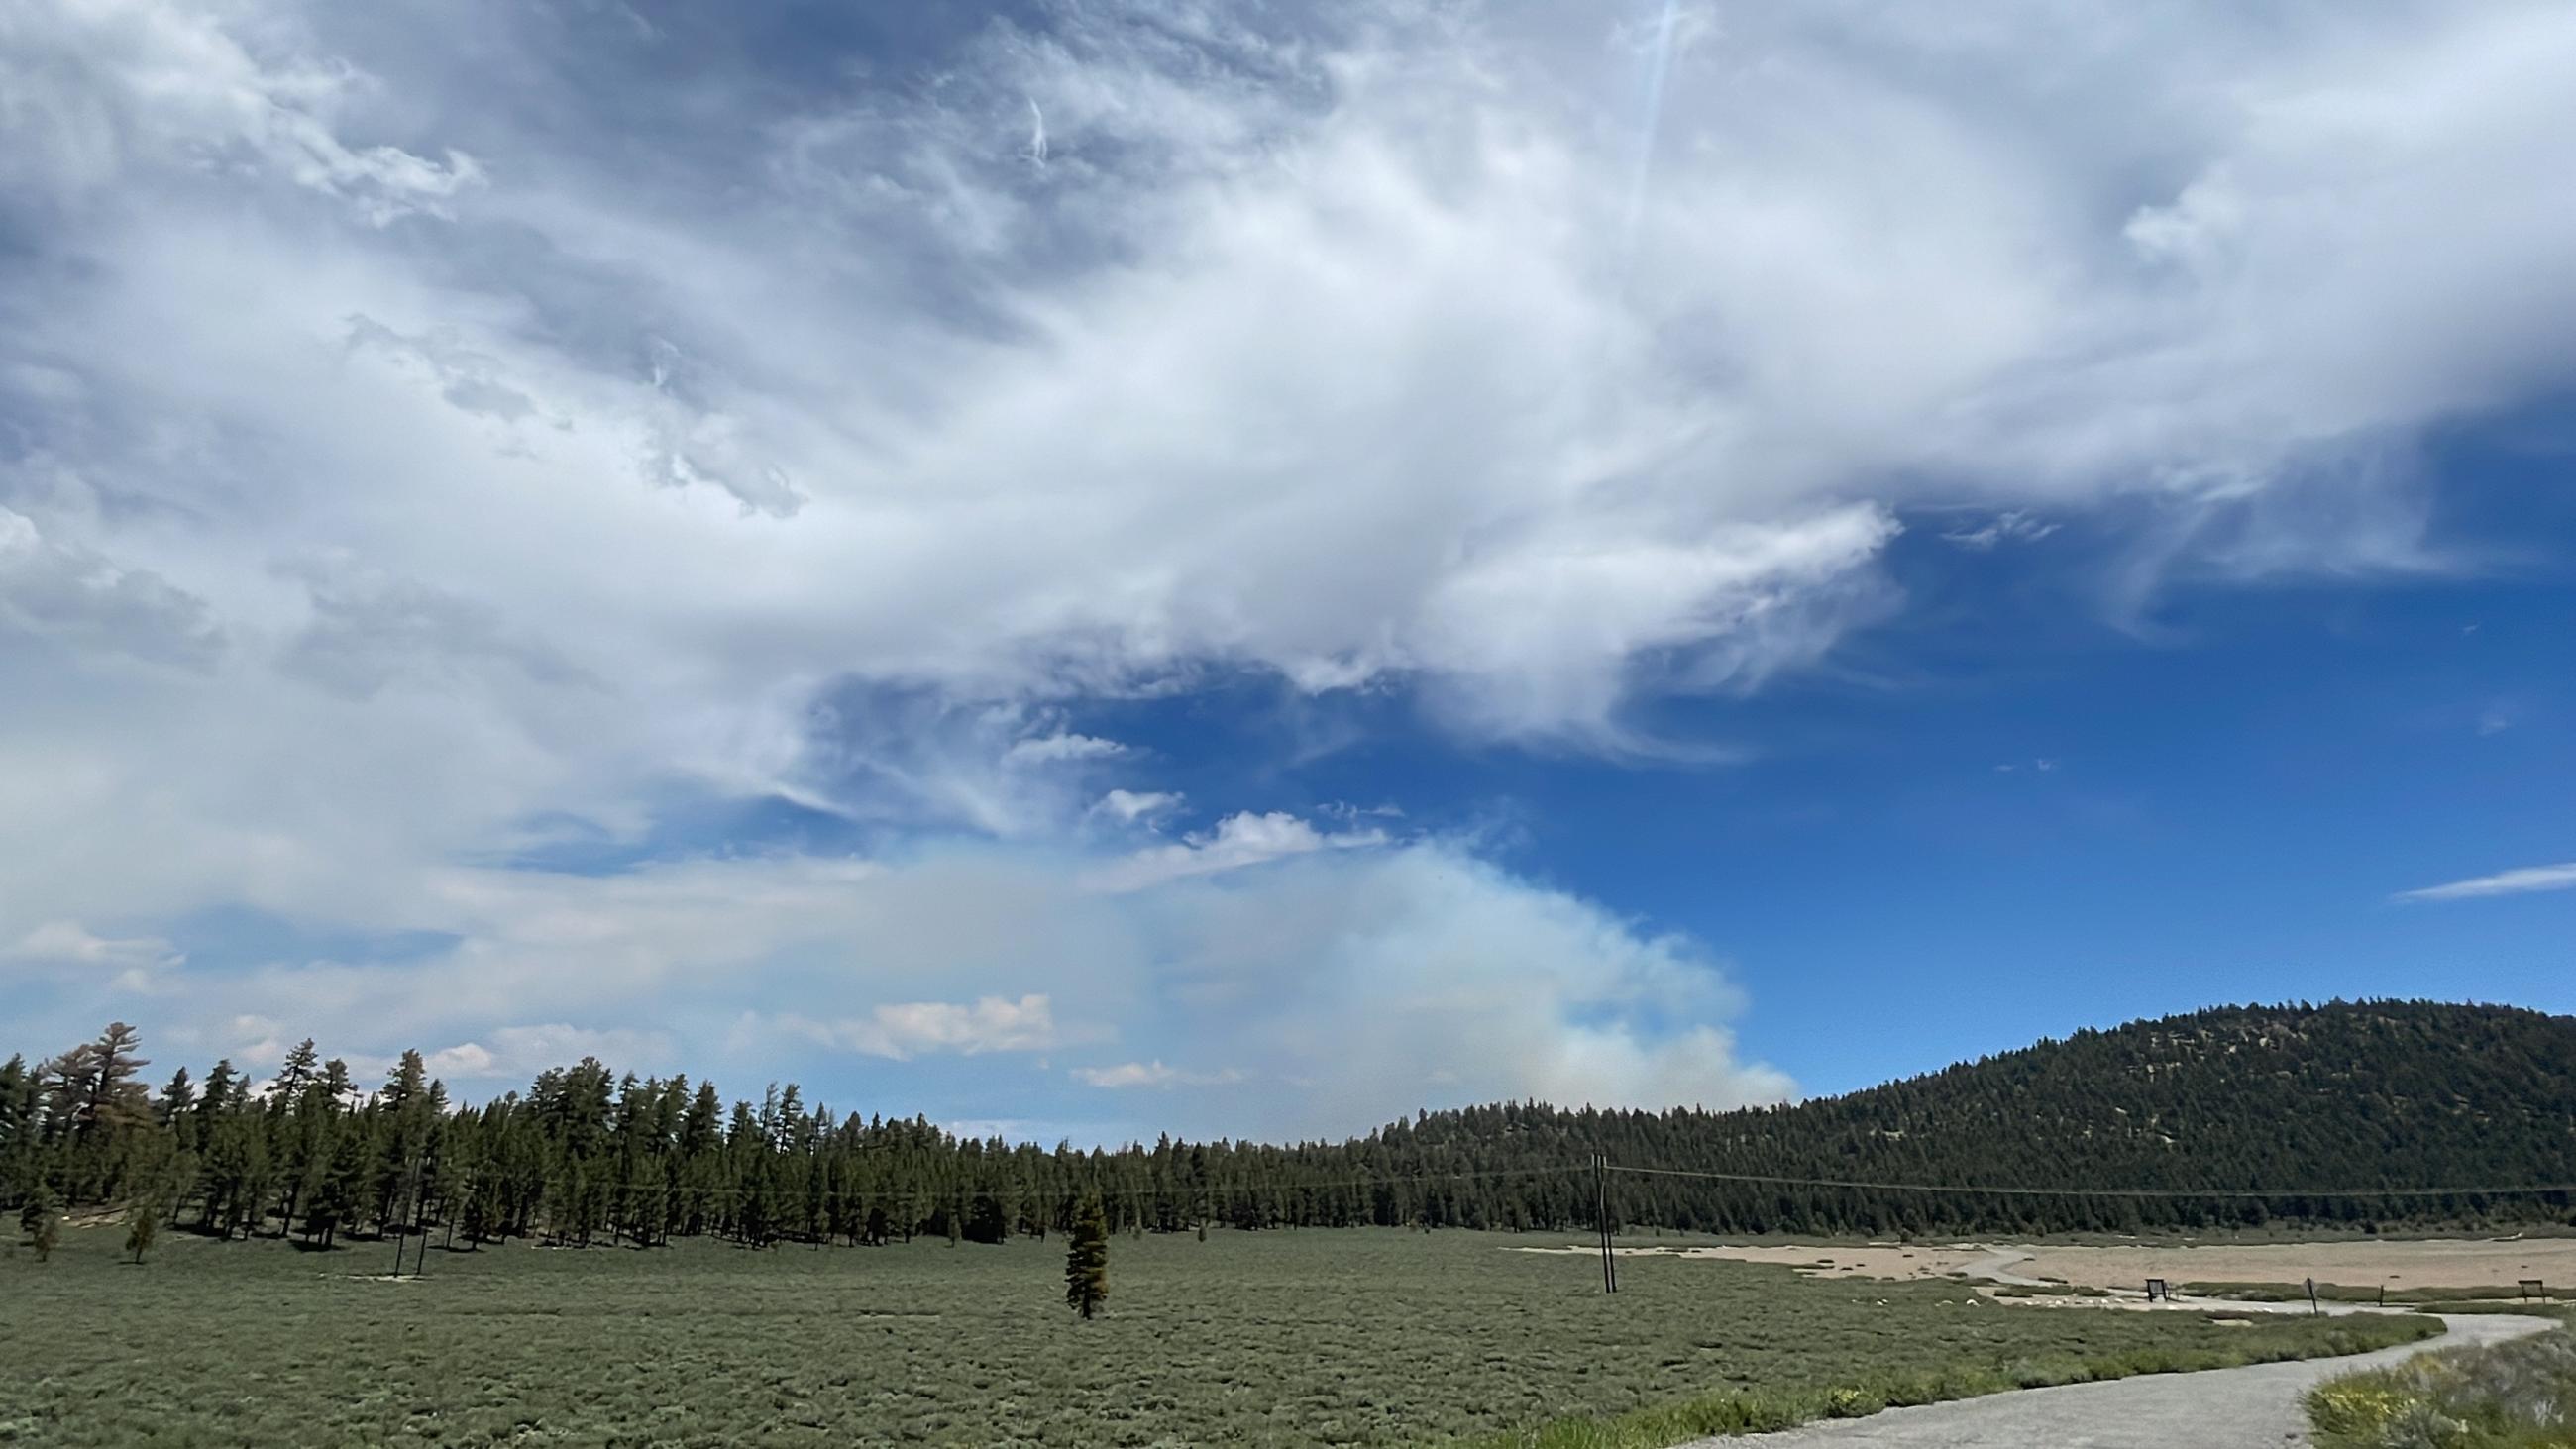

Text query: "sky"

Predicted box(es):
[2, 0, 2571, 1146]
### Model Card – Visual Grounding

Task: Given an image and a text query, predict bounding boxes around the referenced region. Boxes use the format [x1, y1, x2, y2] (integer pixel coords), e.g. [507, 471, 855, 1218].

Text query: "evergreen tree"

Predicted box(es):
[305, 1124, 371, 1248]
[317, 1058, 355, 1110]
[4, 1001, 2573, 1248]
[374, 1049, 433, 1234]
[268, 1039, 319, 1112]
[155, 1067, 196, 1136]
[67, 1021, 152, 1137]
[22, 1184, 60, 1262]
[0, 1055, 34, 1204]
[1065, 1193, 1109, 1319]
[127, 1200, 159, 1264]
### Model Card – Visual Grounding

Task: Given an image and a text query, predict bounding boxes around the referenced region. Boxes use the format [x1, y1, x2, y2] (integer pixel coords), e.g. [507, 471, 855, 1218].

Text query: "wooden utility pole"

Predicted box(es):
[388, 1161, 411, 1278]
[407, 1162, 432, 1277]
[1593, 1155, 1618, 1294]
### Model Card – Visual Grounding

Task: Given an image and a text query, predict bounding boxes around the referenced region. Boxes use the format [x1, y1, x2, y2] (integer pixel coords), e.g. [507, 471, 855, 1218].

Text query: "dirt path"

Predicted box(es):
[1685, 1313, 2548, 1448]
[1524, 1235, 2576, 1295]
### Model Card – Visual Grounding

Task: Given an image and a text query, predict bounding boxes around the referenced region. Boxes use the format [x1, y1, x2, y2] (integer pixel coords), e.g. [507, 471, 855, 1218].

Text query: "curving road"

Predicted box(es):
[1685, 1313, 2548, 1448]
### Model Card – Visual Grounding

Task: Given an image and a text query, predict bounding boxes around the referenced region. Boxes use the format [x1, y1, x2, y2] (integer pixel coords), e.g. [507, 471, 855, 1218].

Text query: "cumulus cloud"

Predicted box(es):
[2395, 861, 2576, 903]
[7, 837, 1789, 1137]
[1126, 842, 1797, 1131]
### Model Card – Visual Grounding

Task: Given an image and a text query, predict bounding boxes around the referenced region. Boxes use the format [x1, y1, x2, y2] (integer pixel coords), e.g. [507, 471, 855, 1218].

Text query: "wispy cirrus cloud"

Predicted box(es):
[2395, 861, 2576, 902]
[1080, 811, 1388, 893]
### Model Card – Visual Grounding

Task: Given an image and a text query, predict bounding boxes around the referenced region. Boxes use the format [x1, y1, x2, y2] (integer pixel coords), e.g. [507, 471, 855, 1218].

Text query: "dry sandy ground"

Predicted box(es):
[1517, 1237, 2576, 1295]
[2010, 1238, 2574, 1294]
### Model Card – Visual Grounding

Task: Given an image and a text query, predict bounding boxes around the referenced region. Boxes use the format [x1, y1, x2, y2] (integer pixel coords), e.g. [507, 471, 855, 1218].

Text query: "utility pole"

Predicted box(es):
[389, 1158, 411, 1278]
[1593, 1154, 1618, 1294]
[407, 1160, 432, 1277]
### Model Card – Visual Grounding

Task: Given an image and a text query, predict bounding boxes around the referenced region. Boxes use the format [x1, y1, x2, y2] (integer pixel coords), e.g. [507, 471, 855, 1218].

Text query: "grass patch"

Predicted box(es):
[1989, 1283, 2113, 1298]
[1454, 1316, 2438, 1448]
[0, 1225, 2437, 1447]
[2308, 1325, 2576, 1448]
[2183, 1281, 2558, 1306]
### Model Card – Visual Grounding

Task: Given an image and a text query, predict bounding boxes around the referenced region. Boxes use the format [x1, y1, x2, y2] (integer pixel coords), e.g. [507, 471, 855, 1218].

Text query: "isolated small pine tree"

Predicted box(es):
[1064, 1194, 1109, 1320]
[126, 1201, 159, 1264]
[23, 1187, 61, 1263]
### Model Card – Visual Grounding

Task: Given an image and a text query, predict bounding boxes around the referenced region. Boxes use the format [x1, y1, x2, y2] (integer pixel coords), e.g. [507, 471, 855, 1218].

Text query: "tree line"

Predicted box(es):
[4, 1000, 2571, 1257]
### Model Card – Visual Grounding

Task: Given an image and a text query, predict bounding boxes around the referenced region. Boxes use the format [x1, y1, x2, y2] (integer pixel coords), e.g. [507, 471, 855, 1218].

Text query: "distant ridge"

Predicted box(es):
[1382, 1000, 2576, 1234]
[6, 1000, 2570, 1242]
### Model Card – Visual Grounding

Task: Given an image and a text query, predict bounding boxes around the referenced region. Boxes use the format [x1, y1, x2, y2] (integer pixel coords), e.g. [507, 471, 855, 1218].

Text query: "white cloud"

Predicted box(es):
[3, 0, 2573, 1131]
[5, 837, 1790, 1137]
[8, 0, 2556, 845]
[769, 994, 1061, 1061]
[1, 0, 480, 221]
[2, 919, 182, 992]
[2395, 862, 2576, 903]
[1122, 841, 1796, 1132]
[0, 506, 224, 668]
[1081, 811, 1387, 893]
[1002, 733, 1126, 767]
[1093, 788, 1183, 824]
[1073, 1060, 1246, 1089]
[413, 1025, 673, 1084]
[1941, 511, 2061, 551]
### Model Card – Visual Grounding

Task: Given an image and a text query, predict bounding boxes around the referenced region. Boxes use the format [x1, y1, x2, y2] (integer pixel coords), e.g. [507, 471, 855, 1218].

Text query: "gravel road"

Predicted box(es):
[1687, 1313, 2549, 1448]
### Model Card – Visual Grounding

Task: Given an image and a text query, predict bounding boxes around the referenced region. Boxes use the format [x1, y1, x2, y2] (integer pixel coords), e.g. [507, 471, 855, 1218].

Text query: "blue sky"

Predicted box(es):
[2, 0, 2572, 1143]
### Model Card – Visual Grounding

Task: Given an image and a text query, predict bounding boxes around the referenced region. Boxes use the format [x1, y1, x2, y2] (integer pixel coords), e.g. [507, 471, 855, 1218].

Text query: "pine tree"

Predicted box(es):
[127, 1200, 159, 1264]
[269, 1039, 319, 1111]
[1065, 1193, 1109, 1319]
[70, 1022, 152, 1135]
[374, 1049, 432, 1234]
[156, 1067, 196, 1134]
[318, 1058, 355, 1109]
[305, 1124, 371, 1248]
[22, 1184, 60, 1262]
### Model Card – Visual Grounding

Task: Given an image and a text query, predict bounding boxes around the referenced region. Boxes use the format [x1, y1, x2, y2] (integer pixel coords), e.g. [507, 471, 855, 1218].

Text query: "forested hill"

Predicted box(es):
[4, 1000, 2571, 1251]
[1404, 999, 2576, 1233]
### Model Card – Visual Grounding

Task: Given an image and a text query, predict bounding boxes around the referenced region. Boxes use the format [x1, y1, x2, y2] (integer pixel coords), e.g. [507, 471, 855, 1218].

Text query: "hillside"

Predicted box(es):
[5, 1000, 2571, 1246]
[1402, 999, 2576, 1234]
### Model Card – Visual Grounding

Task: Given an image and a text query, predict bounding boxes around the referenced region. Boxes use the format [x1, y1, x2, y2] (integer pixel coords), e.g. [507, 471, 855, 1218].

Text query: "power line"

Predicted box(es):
[474, 1162, 1575, 1205]
[377, 1157, 2576, 1204]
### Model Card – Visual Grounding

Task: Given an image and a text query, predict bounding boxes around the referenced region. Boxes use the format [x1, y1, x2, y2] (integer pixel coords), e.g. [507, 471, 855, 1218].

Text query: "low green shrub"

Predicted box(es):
[2308, 1326, 2576, 1449]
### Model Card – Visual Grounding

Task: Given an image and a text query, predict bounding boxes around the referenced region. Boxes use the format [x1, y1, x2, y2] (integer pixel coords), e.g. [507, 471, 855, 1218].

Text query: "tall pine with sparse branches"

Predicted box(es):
[1065, 1193, 1109, 1319]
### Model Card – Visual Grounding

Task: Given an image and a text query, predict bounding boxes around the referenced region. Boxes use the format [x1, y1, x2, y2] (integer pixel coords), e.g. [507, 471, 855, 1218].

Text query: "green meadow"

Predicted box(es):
[1, 1225, 2432, 1448]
